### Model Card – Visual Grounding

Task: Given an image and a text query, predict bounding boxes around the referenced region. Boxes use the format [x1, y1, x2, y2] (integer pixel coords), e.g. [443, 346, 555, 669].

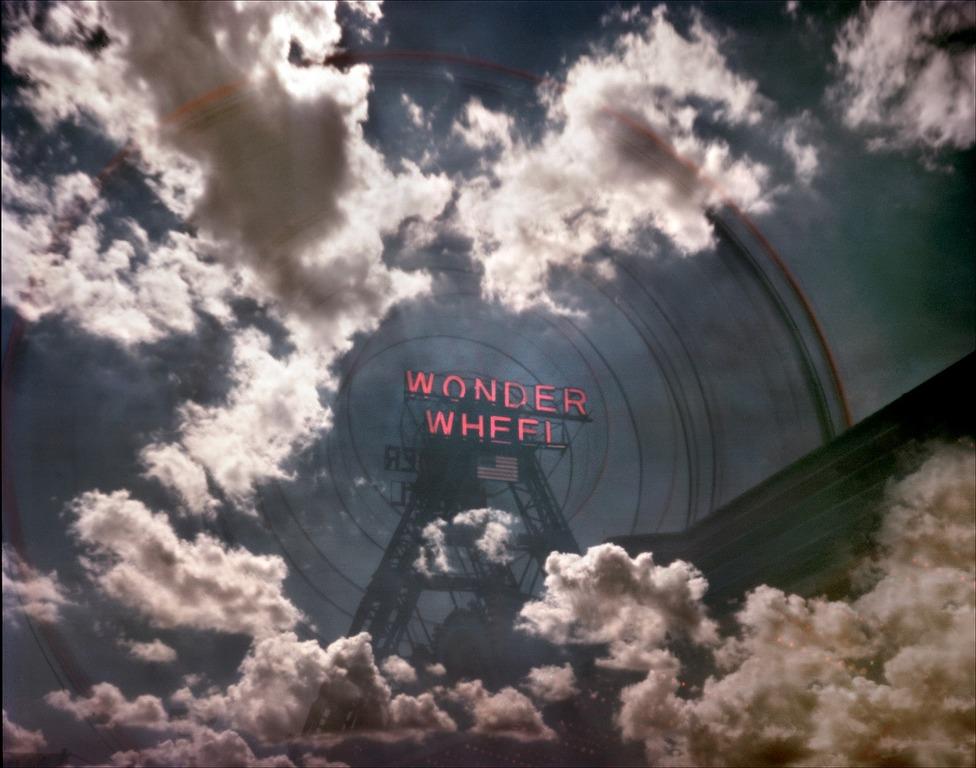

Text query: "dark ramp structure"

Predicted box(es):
[608, 352, 974, 612]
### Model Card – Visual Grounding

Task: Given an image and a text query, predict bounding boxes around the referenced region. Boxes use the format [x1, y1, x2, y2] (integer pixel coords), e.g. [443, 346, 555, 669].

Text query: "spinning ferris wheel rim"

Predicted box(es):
[309, 50, 852, 567]
[1, 47, 854, 734]
[334, 47, 852, 431]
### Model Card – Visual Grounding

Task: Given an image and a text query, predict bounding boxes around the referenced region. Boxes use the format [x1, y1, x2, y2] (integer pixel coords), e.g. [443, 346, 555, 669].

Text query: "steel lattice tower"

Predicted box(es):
[304, 375, 588, 734]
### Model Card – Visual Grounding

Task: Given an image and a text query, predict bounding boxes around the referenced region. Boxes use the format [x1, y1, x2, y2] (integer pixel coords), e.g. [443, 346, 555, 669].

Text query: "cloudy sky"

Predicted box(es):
[2, 1, 973, 765]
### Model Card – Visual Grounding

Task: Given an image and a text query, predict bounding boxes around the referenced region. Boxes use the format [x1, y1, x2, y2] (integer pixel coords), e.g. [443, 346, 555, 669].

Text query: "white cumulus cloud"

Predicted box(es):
[415, 508, 518, 576]
[3, 1, 452, 511]
[4, 1, 449, 351]
[140, 443, 218, 518]
[414, 519, 450, 577]
[3, 708, 48, 753]
[47, 682, 170, 731]
[452, 99, 515, 151]
[518, 542, 717, 671]
[2, 544, 71, 625]
[522, 664, 579, 703]
[453, 507, 518, 565]
[449, 680, 556, 741]
[70, 490, 304, 638]
[833, 1, 976, 152]
[782, 121, 819, 183]
[452, 6, 771, 313]
[122, 639, 179, 664]
[1, 147, 237, 347]
[179, 632, 455, 743]
[108, 726, 296, 768]
[172, 328, 333, 510]
[599, 441, 975, 767]
[381, 655, 418, 685]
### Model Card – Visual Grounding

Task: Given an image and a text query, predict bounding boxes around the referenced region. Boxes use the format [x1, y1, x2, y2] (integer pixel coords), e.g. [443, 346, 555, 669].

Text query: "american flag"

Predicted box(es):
[476, 454, 519, 482]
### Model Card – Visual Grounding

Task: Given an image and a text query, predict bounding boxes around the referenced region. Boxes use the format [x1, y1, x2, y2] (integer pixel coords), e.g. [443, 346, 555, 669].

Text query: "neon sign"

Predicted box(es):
[405, 370, 590, 447]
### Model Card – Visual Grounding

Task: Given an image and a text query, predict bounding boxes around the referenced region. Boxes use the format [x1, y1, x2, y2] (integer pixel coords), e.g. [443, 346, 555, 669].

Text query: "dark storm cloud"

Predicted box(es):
[130, 22, 351, 320]
[4, 1, 451, 346]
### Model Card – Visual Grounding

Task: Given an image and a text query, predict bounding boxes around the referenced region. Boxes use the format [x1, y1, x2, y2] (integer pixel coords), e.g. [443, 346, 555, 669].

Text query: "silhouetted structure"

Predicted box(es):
[304, 375, 588, 734]
[608, 352, 974, 610]
[2, 749, 71, 767]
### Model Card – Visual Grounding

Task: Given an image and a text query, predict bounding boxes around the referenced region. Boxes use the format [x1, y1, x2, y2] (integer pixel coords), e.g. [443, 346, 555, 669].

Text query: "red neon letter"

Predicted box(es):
[425, 410, 455, 436]
[563, 387, 587, 416]
[474, 377, 497, 402]
[490, 415, 512, 441]
[534, 384, 557, 413]
[518, 417, 539, 442]
[504, 381, 527, 409]
[442, 374, 466, 399]
[406, 370, 435, 395]
[461, 413, 485, 439]
[545, 420, 554, 444]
